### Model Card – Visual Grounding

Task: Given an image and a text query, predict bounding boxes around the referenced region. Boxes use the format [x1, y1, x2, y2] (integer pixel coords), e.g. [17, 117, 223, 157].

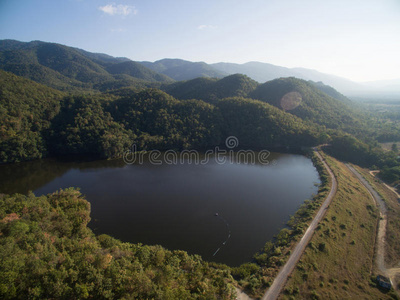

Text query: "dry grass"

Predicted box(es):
[353, 165, 400, 298]
[380, 142, 400, 153]
[280, 153, 396, 300]
[353, 165, 400, 269]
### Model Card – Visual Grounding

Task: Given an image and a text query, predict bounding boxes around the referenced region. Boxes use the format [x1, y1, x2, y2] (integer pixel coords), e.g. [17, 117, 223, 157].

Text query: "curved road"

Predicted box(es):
[346, 164, 387, 274]
[346, 165, 400, 295]
[262, 151, 337, 300]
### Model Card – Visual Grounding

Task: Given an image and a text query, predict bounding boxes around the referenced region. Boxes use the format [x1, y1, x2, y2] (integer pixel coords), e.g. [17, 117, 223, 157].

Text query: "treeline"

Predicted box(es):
[1, 69, 400, 184]
[325, 133, 399, 170]
[164, 75, 400, 150]
[0, 188, 236, 299]
[0, 70, 322, 163]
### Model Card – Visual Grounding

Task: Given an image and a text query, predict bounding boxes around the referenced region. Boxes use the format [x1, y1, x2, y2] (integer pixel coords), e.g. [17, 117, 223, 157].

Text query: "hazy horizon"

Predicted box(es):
[1, 0, 399, 82]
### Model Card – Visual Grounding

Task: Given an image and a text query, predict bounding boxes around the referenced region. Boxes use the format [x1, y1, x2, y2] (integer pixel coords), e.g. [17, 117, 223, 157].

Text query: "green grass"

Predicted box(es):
[280, 153, 395, 300]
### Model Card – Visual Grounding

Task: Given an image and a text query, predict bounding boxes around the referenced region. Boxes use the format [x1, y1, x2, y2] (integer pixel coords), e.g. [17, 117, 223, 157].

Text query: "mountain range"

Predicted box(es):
[1, 39, 398, 99]
[1, 38, 399, 171]
[0, 40, 173, 92]
[141, 60, 399, 99]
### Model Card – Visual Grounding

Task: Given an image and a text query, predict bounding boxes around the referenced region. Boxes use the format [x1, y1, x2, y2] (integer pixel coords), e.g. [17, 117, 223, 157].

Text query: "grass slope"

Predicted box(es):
[353, 166, 400, 294]
[280, 154, 396, 300]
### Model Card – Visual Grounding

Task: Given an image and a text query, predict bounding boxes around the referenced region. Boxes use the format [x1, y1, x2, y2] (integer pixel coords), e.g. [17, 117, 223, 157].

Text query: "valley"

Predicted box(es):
[1, 39, 400, 299]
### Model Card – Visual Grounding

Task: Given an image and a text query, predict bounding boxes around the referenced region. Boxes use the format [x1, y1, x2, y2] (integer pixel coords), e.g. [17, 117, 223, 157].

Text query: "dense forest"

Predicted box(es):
[0, 188, 236, 299]
[2, 40, 400, 298]
[1, 41, 400, 189]
[1, 67, 399, 173]
[0, 70, 324, 163]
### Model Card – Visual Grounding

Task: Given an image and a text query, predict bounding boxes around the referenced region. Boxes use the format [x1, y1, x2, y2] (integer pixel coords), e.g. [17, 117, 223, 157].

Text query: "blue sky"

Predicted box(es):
[0, 0, 399, 82]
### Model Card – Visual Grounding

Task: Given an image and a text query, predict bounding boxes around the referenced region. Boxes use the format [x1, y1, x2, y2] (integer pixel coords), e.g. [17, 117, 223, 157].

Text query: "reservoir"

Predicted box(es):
[0, 152, 320, 266]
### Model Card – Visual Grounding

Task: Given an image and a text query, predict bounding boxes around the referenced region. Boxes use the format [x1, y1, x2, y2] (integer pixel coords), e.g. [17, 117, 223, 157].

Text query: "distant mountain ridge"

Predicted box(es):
[142, 59, 400, 98]
[211, 62, 365, 96]
[1, 39, 399, 98]
[0, 39, 173, 91]
[212, 61, 301, 82]
[106, 61, 172, 82]
[140, 58, 227, 81]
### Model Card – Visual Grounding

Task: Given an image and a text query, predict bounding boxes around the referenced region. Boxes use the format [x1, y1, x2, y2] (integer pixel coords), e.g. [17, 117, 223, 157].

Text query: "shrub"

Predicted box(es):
[318, 242, 326, 251]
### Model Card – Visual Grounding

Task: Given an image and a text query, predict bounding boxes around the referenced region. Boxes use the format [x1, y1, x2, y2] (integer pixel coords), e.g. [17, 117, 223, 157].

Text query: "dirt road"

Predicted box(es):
[346, 165, 400, 293]
[261, 151, 337, 300]
[236, 288, 254, 300]
[346, 164, 387, 273]
[369, 170, 400, 199]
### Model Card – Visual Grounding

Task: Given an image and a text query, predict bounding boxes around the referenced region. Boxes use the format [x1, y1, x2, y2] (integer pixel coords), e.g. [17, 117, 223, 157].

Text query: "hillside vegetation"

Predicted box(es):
[0, 70, 65, 162]
[0, 188, 236, 299]
[164, 74, 258, 104]
[2, 41, 400, 178]
[1, 70, 326, 163]
[250, 77, 364, 133]
[0, 40, 173, 92]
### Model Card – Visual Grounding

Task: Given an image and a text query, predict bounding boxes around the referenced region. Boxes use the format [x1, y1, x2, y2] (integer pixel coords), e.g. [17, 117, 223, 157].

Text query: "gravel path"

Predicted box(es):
[347, 165, 400, 293]
[346, 164, 387, 273]
[235, 288, 254, 300]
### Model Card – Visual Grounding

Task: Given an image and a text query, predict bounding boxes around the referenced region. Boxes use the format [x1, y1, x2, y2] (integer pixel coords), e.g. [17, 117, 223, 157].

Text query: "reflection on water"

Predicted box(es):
[0, 157, 125, 194]
[0, 153, 320, 266]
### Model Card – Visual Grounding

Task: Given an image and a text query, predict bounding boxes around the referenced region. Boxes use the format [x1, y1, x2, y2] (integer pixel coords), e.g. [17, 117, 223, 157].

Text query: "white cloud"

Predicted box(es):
[99, 3, 137, 16]
[197, 24, 216, 30]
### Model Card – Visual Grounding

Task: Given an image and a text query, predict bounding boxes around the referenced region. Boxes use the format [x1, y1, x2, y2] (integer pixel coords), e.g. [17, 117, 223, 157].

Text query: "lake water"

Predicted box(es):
[0, 152, 320, 266]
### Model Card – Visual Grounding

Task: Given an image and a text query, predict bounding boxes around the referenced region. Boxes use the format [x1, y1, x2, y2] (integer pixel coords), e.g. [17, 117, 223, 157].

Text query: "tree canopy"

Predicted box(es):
[0, 188, 236, 299]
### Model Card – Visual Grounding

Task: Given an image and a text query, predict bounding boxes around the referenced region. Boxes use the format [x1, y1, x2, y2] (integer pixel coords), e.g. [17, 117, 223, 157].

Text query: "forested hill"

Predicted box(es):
[0, 69, 323, 163]
[250, 77, 365, 134]
[162, 75, 373, 138]
[1, 65, 398, 168]
[0, 70, 65, 162]
[163, 74, 258, 103]
[0, 40, 173, 91]
[3, 39, 400, 98]
[1, 40, 400, 170]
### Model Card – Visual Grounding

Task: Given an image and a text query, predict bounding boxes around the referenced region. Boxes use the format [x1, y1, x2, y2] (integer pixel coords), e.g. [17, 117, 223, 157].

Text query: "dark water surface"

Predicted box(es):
[0, 153, 320, 266]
